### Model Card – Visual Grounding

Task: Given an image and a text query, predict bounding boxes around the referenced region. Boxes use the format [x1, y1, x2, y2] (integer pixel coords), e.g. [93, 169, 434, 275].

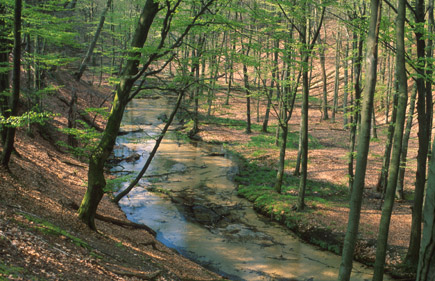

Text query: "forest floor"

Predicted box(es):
[0, 66, 417, 280]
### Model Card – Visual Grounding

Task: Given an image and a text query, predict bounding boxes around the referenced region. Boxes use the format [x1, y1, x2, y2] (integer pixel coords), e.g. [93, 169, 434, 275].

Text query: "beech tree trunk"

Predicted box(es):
[376, 91, 398, 193]
[417, 132, 435, 281]
[78, 0, 160, 230]
[396, 85, 417, 199]
[338, 0, 381, 279]
[296, 3, 325, 211]
[1, 0, 22, 167]
[406, 0, 429, 268]
[0, 3, 10, 144]
[347, 31, 363, 190]
[372, 0, 407, 277]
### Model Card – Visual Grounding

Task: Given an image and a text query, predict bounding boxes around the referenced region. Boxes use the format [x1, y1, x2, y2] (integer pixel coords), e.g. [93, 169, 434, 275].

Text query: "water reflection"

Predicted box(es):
[113, 97, 389, 281]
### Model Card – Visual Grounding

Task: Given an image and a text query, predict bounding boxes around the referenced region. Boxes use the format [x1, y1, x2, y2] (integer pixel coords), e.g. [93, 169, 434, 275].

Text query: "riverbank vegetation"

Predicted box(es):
[1, 0, 435, 280]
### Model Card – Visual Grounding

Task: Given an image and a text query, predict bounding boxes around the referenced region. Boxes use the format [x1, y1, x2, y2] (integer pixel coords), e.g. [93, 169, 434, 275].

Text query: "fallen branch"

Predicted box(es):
[69, 202, 156, 236]
[100, 263, 161, 280]
[94, 213, 157, 237]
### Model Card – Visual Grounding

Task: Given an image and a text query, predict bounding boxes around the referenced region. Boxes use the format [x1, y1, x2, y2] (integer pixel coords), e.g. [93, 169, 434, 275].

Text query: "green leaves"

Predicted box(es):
[0, 111, 56, 128]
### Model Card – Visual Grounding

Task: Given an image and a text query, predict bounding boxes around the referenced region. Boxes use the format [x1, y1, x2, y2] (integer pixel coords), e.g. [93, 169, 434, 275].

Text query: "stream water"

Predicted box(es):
[112, 96, 390, 281]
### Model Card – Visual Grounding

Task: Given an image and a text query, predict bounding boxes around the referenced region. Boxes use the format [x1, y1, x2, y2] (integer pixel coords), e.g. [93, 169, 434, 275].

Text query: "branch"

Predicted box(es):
[276, 2, 303, 36]
[113, 90, 186, 203]
[383, 0, 414, 27]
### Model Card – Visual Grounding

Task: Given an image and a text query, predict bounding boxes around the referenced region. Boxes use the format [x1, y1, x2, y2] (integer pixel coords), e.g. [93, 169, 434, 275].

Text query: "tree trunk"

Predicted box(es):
[338, 0, 381, 279]
[263, 38, 278, 133]
[319, 41, 329, 120]
[396, 85, 417, 199]
[274, 122, 288, 193]
[243, 61, 251, 134]
[0, 3, 10, 144]
[416, 132, 435, 281]
[426, 0, 434, 164]
[1, 0, 22, 167]
[405, 0, 429, 269]
[372, 0, 407, 277]
[371, 107, 377, 139]
[343, 36, 349, 128]
[75, 0, 113, 81]
[296, 3, 325, 211]
[332, 29, 340, 123]
[376, 90, 398, 193]
[296, 13, 309, 210]
[348, 32, 363, 191]
[78, 0, 159, 230]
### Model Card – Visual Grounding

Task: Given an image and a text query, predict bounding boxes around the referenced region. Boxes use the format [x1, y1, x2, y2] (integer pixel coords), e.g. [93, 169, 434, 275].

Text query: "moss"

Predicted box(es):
[0, 263, 24, 279]
[19, 212, 91, 250]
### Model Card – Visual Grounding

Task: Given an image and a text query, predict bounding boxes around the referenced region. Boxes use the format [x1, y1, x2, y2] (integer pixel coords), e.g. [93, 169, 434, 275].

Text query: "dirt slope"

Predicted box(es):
[0, 70, 221, 280]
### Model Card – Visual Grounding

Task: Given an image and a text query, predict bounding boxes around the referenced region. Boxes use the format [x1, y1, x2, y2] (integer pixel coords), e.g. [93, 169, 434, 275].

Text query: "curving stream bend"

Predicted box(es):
[112, 96, 390, 281]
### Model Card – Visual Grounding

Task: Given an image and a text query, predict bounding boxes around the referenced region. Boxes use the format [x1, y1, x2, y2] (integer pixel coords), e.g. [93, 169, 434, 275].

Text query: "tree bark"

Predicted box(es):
[319, 39, 328, 120]
[347, 31, 363, 191]
[376, 90, 398, 193]
[343, 36, 349, 128]
[405, 0, 429, 268]
[1, 0, 21, 167]
[296, 3, 325, 211]
[332, 29, 341, 123]
[372, 0, 407, 277]
[78, 0, 160, 230]
[0, 3, 11, 144]
[338, 0, 381, 279]
[396, 85, 417, 199]
[416, 132, 435, 281]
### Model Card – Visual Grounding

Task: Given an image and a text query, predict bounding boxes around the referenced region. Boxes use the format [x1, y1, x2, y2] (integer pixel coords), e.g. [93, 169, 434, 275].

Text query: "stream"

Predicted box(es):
[111, 96, 390, 281]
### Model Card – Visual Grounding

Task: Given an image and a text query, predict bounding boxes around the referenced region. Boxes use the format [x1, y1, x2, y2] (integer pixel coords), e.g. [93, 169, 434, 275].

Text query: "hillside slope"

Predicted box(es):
[0, 70, 221, 280]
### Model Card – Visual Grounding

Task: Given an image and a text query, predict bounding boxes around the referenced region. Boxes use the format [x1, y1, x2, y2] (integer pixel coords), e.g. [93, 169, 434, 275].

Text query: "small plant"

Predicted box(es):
[57, 120, 102, 159]
[105, 175, 133, 193]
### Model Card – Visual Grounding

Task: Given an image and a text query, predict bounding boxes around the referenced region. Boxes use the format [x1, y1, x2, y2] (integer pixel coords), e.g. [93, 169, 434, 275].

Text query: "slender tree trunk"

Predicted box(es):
[320, 41, 329, 120]
[396, 85, 417, 199]
[0, 3, 10, 144]
[371, 107, 377, 138]
[262, 38, 278, 133]
[348, 32, 363, 190]
[343, 36, 349, 128]
[243, 61, 251, 134]
[376, 90, 398, 193]
[1, 0, 22, 167]
[75, 0, 113, 81]
[275, 121, 288, 193]
[426, 0, 434, 164]
[406, 0, 429, 268]
[332, 29, 341, 123]
[372, 0, 407, 277]
[294, 118, 302, 176]
[78, 0, 160, 230]
[296, 14, 309, 210]
[416, 132, 435, 281]
[296, 3, 325, 211]
[338, 0, 381, 279]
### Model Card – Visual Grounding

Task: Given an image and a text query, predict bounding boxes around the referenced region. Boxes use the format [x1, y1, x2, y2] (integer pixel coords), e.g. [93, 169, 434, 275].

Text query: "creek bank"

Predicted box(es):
[199, 143, 411, 280]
